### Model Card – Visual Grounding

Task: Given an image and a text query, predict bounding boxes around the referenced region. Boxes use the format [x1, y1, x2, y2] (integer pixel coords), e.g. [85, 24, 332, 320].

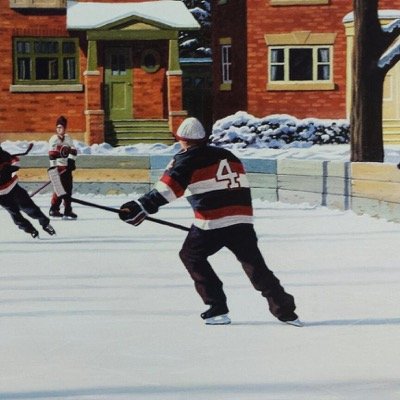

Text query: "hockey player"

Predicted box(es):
[48, 116, 78, 219]
[119, 117, 302, 326]
[0, 145, 56, 238]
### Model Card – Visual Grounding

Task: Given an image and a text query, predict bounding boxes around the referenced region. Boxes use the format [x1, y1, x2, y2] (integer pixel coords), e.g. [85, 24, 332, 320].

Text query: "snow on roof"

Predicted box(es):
[67, 0, 200, 30]
[343, 9, 400, 23]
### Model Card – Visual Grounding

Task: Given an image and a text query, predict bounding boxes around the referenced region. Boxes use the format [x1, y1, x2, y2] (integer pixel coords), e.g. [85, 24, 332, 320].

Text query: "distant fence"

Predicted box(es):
[19, 155, 400, 222]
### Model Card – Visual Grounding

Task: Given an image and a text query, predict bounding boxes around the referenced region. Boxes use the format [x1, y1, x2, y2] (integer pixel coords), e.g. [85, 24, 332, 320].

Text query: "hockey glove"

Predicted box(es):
[67, 158, 76, 171]
[119, 200, 148, 226]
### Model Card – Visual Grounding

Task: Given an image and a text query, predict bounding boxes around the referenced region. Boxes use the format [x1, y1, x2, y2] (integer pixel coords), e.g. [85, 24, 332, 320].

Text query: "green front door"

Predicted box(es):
[105, 47, 133, 120]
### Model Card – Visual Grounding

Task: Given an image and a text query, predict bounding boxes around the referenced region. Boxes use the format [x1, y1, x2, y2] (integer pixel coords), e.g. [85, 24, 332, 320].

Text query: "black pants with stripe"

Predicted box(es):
[0, 184, 49, 232]
[179, 223, 296, 319]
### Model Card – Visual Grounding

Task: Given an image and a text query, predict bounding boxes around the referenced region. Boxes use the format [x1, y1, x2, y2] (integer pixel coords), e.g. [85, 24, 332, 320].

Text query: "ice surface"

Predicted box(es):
[1, 194, 400, 399]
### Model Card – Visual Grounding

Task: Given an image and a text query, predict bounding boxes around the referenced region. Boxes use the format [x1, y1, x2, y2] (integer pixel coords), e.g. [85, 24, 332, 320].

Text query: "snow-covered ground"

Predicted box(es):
[1, 194, 400, 400]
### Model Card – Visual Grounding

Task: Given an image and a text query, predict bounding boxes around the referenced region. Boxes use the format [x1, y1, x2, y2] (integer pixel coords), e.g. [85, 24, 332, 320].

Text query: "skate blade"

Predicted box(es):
[283, 318, 304, 327]
[204, 314, 231, 325]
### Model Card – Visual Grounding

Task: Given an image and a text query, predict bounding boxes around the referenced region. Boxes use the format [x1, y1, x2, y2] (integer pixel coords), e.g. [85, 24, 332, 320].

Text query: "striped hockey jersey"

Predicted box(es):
[48, 134, 77, 168]
[0, 149, 19, 195]
[139, 144, 253, 230]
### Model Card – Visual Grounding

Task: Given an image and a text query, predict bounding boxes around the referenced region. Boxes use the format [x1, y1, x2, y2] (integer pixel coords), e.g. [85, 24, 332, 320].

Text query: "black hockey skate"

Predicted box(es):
[25, 226, 39, 238]
[201, 304, 231, 325]
[43, 224, 56, 236]
[63, 211, 77, 220]
[49, 209, 63, 218]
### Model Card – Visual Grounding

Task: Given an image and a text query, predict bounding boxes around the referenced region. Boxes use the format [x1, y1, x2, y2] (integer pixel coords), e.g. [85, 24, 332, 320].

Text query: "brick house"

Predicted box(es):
[212, 0, 400, 142]
[0, 0, 199, 145]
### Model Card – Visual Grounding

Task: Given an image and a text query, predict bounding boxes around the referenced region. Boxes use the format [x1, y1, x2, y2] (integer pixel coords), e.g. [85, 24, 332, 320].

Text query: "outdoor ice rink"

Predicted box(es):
[1, 194, 400, 400]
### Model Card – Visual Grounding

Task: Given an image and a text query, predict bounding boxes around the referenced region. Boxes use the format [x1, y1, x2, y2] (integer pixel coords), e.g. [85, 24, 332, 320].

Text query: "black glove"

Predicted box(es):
[397, 162, 400, 170]
[67, 158, 76, 171]
[119, 200, 147, 226]
[7, 164, 20, 173]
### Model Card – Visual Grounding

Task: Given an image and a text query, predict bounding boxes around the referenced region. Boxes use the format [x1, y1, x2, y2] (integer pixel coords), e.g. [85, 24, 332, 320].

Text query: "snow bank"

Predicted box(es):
[210, 111, 350, 149]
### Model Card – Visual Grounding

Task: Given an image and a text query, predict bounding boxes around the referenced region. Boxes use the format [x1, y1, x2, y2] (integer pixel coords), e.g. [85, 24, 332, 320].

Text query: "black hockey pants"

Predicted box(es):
[179, 223, 296, 319]
[0, 184, 49, 232]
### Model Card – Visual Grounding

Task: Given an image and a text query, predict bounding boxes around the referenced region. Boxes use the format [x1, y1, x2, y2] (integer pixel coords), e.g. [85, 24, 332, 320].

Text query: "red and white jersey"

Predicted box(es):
[0, 152, 19, 195]
[48, 134, 77, 168]
[140, 144, 253, 230]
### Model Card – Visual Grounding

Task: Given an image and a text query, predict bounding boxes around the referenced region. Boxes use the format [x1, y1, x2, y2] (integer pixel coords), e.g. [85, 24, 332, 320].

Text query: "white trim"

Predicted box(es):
[154, 181, 176, 202]
[185, 174, 250, 196]
[194, 216, 253, 230]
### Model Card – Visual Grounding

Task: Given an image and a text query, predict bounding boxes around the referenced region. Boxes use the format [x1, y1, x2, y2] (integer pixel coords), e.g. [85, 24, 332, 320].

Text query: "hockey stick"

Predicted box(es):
[47, 168, 190, 231]
[70, 197, 191, 232]
[11, 142, 34, 157]
[30, 180, 52, 198]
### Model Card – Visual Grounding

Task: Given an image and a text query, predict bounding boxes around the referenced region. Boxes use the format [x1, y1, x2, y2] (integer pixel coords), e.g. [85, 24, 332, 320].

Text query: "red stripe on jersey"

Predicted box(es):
[49, 150, 60, 159]
[191, 161, 245, 184]
[194, 205, 253, 220]
[160, 174, 185, 198]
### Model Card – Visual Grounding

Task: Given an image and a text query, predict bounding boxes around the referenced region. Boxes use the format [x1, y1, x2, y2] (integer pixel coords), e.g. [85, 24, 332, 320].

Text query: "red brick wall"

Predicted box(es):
[0, 0, 172, 141]
[247, 0, 351, 120]
[0, 2, 87, 137]
[213, 0, 397, 121]
[131, 41, 167, 119]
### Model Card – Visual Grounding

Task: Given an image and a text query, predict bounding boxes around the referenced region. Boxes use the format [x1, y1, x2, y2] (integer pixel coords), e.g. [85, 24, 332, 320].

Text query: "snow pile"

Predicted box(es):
[210, 111, 350, 149]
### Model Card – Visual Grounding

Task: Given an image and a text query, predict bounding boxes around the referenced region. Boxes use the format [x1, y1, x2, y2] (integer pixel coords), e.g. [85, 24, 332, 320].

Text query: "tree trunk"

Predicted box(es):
[351, 0, 386, 162]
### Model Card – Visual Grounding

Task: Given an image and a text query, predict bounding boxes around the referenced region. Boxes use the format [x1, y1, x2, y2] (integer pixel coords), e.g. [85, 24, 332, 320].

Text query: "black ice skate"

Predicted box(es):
[63, 211, 77, 220]
[43, 224, 56, 236]
[49, 209, 63, 218]
[201, 304, 231, 325]
[25, 226, 39, 238]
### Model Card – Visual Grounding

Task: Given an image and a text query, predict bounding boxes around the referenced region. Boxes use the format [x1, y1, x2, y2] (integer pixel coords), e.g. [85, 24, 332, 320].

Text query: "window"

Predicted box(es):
[265, 31, 336, 91]
[14, 38, 79, 84]
[10, 0, 66, 8]
[221, 45, 232, 84]
[269, 46, 332, 88]
[140, 49, 161, 73]
[270, 0, 329, 5]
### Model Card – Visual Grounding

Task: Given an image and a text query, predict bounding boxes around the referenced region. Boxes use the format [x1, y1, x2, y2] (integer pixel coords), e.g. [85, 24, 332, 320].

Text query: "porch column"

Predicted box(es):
[167, 38, 187, 134]
[84, 40, 105, 144]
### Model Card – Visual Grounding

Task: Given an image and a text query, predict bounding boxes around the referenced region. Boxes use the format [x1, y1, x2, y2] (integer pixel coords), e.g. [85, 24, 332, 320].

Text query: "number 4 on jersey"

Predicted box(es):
[215, 159, 241, 189]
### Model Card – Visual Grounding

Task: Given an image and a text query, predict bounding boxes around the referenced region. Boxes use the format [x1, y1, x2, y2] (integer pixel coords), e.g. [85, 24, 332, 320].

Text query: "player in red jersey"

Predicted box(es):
[119, 118, 302, 326]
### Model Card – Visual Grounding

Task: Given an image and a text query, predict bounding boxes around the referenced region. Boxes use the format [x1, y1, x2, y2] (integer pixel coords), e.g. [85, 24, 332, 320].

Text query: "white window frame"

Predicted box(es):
[221, 44, 232, 84]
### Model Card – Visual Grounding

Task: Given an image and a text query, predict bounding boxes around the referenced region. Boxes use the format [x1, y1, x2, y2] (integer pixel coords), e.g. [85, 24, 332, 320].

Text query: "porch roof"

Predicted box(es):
[66, 0, 200, 31]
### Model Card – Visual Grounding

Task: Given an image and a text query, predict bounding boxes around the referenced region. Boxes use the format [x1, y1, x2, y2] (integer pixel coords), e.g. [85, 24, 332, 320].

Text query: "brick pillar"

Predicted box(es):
[167, 71, 187, 134]
[83, 41, 104, 145]
[167, 38, 187, 134]
[83, 70, 104, 145]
